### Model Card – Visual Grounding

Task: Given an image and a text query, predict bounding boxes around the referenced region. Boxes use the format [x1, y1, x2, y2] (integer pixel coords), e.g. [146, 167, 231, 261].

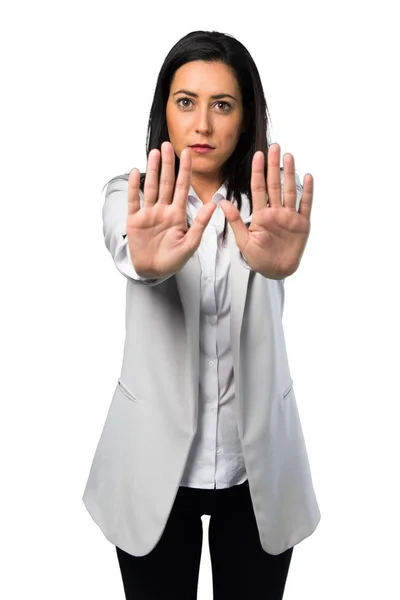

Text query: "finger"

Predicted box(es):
[251, 151, 268, 212]
[127, 168, 141, 215]
[173, 148, 192, 210]
[184, 201, 217, 252]
[158, 141, 175, 205]
[298, 174, 314, 220]
[282, 153, 297, 210]
[219, 200, 249, 251]
[143, 148, 161, 207]
[267, 143, 282, 208]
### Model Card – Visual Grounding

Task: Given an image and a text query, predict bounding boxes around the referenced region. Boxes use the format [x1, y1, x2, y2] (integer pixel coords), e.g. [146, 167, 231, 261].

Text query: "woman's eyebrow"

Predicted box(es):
[172, 89, 237, 101]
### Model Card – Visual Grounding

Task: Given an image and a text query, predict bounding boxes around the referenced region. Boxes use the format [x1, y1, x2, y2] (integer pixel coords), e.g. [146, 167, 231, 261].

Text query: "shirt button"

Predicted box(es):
[210, 316, 217, 324]
[208, 360, 214, 367]
[216, 448, 221, 454]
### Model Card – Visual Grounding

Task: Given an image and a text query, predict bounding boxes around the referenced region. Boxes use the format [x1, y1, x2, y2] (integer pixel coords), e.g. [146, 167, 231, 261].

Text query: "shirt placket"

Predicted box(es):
[199, 222, 220, 489]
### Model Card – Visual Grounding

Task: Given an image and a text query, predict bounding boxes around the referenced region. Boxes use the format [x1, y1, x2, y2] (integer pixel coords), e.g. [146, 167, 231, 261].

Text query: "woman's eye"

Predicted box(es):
[177, 98, 192, 108]
[176, 98, 231, 111]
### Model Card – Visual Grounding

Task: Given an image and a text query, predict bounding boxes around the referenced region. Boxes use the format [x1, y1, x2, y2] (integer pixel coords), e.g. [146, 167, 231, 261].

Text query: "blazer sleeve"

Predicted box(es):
[239, 170, 304, 284]
[102, 177, 173, 286]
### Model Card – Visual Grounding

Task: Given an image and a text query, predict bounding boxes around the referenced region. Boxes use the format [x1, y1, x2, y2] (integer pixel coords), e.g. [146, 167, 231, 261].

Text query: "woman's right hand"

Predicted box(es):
[126, 141, 217, 279]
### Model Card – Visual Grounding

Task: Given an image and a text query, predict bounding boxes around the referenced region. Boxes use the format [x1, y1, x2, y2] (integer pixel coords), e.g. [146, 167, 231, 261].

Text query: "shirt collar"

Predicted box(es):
[187, 183, 252, 226]
[188, 182, 228, 207]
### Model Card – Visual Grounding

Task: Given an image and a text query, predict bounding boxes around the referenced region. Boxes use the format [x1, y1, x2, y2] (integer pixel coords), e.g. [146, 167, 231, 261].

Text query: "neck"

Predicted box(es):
[191, 172, 224, 204]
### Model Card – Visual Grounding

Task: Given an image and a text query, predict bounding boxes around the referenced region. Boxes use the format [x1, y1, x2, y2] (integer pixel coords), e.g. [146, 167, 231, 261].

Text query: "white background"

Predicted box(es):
[1, 1, 399, 598]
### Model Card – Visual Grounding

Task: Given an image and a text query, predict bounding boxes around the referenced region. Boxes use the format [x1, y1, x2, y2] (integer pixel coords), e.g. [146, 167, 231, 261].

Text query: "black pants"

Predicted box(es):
[116, 479, 293, 599]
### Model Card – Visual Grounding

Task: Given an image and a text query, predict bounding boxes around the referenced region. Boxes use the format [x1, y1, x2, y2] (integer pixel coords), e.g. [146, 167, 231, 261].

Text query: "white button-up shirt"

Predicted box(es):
[180, 183, 248, 489]
[119, 174, 303, 490]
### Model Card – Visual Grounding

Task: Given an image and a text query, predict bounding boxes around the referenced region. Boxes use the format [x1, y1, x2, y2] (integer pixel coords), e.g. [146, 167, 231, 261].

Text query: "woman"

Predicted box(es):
[82, 30, 321, 599]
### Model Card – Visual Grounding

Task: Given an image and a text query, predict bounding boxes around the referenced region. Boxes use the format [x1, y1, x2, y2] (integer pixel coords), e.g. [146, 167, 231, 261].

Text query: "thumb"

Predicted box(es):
[219, 200, 249, 250]
[185, 201, 217, 250]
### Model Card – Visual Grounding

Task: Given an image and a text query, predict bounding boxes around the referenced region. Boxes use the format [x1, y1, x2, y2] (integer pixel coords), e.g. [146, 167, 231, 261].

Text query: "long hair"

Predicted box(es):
[104, 30, 278, 243]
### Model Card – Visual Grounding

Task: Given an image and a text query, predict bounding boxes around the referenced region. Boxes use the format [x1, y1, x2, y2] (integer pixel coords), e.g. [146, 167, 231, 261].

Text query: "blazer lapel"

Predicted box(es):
[175, 255, 201, 430]
[227, 223, 251, 429]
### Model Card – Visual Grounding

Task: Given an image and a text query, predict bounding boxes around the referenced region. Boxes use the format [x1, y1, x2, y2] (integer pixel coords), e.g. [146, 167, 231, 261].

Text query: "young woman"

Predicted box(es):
[83, 30, 321, 599]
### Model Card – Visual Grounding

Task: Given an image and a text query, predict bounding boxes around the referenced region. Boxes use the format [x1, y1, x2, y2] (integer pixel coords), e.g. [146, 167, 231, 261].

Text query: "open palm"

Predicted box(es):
[126, 142, 216, 278]
[220, 144, 314, 279]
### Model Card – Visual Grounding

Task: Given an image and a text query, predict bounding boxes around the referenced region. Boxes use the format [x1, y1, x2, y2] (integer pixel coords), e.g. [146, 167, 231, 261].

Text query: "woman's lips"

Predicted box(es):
[189, 146, 214, 154]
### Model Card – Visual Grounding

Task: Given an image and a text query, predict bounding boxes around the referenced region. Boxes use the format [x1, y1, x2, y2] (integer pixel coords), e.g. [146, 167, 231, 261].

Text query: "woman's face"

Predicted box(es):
[166, 60, 245, 183]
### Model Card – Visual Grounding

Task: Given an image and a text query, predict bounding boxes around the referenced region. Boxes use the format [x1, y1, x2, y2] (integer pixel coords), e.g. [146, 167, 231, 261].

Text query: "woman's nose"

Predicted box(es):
[195, 109, 212, 135]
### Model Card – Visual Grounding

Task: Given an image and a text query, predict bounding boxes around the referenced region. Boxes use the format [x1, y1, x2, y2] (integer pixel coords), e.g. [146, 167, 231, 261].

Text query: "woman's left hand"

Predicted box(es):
[220, 143, 314, 279]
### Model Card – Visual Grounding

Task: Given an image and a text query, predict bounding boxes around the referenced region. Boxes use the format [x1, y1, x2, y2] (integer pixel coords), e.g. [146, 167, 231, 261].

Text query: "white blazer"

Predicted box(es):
[82, 177, 321, 557]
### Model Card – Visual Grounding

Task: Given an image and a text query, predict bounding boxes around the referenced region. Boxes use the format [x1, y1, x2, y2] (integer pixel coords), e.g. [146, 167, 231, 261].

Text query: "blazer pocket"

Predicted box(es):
[117, 379, 139, 403]
[282, 379, 293, 400]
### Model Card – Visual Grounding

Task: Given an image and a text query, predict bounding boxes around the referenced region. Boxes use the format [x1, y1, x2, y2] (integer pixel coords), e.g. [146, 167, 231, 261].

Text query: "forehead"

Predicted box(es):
[169, 60, 240, 96]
